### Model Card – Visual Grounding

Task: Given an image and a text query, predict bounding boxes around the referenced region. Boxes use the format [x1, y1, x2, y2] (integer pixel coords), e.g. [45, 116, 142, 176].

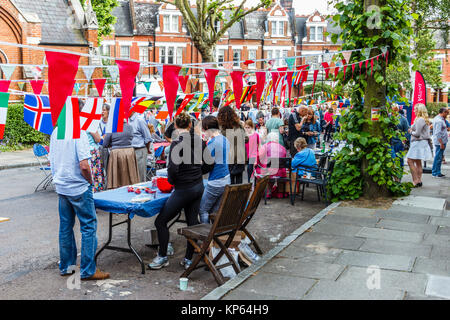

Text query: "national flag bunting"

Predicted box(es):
[24, 94, 54, 135]
[57, 97, 81, 140]
[80, 97, 104, 132]
[0, 92, 9, 139]
[106, 98, 124, 133]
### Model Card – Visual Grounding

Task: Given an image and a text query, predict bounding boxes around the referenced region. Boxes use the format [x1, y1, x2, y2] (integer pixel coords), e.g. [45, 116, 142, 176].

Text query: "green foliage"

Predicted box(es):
[427, 102, 448, 117]
[303, 83, 333, 95]
[81, 0, 119, 43]
[1, 104, 49, 151]
[327, 0, 414, 201]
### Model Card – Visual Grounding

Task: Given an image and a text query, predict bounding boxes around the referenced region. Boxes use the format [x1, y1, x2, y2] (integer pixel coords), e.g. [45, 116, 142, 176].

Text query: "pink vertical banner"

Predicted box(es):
[45, 51, 80, 126]
[163, 64, 182, 120]
[255, 71, 266, 109]
[204, 69, 219, 111]
[116, 59, 140, 123]
[230, 70, 244, 109]
[412, 71, 427, 124]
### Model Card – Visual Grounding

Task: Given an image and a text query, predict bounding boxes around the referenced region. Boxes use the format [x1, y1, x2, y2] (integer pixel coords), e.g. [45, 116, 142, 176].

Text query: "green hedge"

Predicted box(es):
[426, 102, 447, 118]
[1, 103, 50, 151]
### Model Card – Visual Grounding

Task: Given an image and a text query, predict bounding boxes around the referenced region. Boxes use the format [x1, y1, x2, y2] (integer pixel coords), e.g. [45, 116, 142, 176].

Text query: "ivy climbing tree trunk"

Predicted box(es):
[361, 0, 390, 198]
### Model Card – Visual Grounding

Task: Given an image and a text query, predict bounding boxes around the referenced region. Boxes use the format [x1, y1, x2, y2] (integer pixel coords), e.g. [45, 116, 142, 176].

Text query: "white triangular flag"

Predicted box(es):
[108, 66, 119, 82]
[82, 66, 96, 81]
[0, 65, 16, 80]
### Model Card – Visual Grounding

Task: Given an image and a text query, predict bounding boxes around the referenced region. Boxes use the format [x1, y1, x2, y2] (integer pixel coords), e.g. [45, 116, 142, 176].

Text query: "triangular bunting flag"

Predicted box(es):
[156, 64, 164, 77]
[82, 66, 96, 81]
[0, 80, 11, 93]
[0, 65, 16, 80]
[107, 66, 119, 82]
[311, 70, 319, 96]
[285, 57, 295, 70]
[74, 83, 81, 95]
[0, 92, 9, 139]
[17, 81, 25, 91]
[144, 81, 152, 92]
[45, 50, 80, 126]
[116, 59, 140, 121]
[230, 70, 244, 109]
[204, 69, 219, 111]
[271, 71, 280, 105]
[178, 75, 189, 93]
[162, 65, 181, 120]
[371, 58, 374, 76]
[80, 97, 104, 131]
[255, 72, 266, 108]
[175, 94, 195, 117]
[93, 78, 107, 97]
[158, 81, 164, 91]
[30, 80, 45, 95]
[322, 62, 330, 79]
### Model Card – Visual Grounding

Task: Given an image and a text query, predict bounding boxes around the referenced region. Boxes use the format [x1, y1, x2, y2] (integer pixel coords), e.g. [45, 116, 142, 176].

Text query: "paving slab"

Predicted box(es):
[290, 232, 365, 251]
[261, 258, 345, 280]
[388, 205, 443, 217]
[302, 279, 405, 300]
[404, 293, 445, 300]
[374, 210, 430, 224]
[334, 250, 415, 272]
[311, 221, 363, 237]
[436, 226, 450, 236]
[413, 257, 450, 276]
[430, 246, 450, 260]
[223, 291, 281, 300]
[330, 207, 377, 217]
[445, 210, 450, 218]
[376, 219, 438, 234]
[393, 196, 446, 213]
[337, 266, 428, 295]
[225, 272, 317, 300]
[278, 245, 342, 263]
[359, 238, 432, 258]
[422, 234, 450, 247]
[356, 227, 424, 243]
[322, 214, 378, 227]
[425, 275, 450, 299]
[430, 217, 450, 228]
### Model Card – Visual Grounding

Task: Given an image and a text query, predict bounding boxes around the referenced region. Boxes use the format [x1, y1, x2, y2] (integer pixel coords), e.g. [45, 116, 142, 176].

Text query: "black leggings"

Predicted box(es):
[324, 124, 334, 142]
[155, 183, 204, 259]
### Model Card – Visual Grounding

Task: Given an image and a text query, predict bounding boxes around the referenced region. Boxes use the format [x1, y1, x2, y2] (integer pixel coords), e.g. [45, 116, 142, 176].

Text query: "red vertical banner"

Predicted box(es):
[116, 59, 140, 123]
[93, 78, 107, 97]
[204, 69, 219, 111]
[412, 71, 427, 124]
[271, 71, 280, 105]
[45, 51, 80, 126]
[230, 70, 244, 109]
[29, 80, 45, 95]
[0, 80, 11, 93]
[162, 64, 182, 120]
[255, 72, 266, 108]
[286, 71, 294, 106]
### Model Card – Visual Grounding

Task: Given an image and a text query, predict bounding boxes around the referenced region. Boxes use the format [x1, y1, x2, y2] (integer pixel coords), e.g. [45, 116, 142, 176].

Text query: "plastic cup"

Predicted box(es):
[179, 277, 188, 291]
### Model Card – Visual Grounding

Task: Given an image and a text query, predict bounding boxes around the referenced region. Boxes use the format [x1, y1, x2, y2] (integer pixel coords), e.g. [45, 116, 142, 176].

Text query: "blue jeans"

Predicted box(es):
[432, 144, 446, 176]
[391, 141, 405, 168]
[58, 186, 98, 278]
[199, 184, 226, 224]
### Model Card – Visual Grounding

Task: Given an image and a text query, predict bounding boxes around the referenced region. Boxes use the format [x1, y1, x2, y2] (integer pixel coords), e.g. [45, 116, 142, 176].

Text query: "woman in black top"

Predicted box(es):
[149, 112, 213, 270]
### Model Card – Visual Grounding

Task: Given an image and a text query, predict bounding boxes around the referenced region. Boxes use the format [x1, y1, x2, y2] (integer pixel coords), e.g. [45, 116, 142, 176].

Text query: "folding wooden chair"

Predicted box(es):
[238, 175, 270, 255]
[177, 183, 252, 286]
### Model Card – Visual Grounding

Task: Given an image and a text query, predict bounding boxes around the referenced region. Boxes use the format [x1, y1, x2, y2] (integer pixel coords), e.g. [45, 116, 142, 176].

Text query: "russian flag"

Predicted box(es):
[106, 98, 124, 133]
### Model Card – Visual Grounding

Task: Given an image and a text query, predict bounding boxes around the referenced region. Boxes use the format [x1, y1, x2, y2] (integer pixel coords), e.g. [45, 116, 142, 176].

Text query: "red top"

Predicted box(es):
[324, 112, 334, 124]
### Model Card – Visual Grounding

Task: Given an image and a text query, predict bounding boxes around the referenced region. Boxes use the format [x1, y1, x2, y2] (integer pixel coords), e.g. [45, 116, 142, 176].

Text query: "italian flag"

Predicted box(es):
[0, 92, 9, 139]
[57, 97, 81, 140]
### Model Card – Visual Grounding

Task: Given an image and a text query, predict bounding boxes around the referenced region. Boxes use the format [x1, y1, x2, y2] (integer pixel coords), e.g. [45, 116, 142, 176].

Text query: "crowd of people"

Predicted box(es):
[48, 95, 449, 279]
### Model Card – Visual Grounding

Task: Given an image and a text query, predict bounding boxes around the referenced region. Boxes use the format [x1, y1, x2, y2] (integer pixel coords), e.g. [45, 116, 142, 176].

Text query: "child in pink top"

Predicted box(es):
[244, 120, 260, 183]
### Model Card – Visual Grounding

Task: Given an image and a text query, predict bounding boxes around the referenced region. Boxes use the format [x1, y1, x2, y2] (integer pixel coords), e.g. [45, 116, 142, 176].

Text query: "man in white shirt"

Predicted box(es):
[432, 107, 449, 178]
[49, 130, 110, 281]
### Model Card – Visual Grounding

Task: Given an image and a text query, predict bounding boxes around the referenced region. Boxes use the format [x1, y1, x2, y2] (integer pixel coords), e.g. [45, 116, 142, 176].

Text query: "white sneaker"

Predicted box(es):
[238, 242, 260, 264]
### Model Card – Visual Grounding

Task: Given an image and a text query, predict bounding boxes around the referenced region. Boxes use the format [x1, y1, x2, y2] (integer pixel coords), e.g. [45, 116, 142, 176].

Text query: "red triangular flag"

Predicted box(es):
[352, 64, 356, 79]
[321, 62, 330, 79]
[359, 61, 363, 75]
[204, 69, 219, 112]
[334, 66, 340, 79]
[230, 70, 244, 109]
[93, 78, 107, 97]
[271, 71, 280, 105]
[29, 80, 45, 95]
[45, 51, 80, 126]
[311, 70, 319, 96]
[286, 71, 294, 105]
[255, 72, 266, 108]
[116, 60, 140, 123]
[0, 80, 11, 93]
[385, 51, 389, 65]
[162, 65, 181, 120]
[365, 60, 369, 75]
[178, 75, 189, 93]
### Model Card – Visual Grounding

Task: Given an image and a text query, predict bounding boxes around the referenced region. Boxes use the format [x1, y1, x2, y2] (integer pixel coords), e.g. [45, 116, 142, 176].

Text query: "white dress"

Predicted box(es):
[406, 140, 432, 161]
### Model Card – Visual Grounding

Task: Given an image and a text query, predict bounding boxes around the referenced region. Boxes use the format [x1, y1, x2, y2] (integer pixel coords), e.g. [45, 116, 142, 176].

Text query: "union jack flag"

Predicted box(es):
[24, 94, 53, 135]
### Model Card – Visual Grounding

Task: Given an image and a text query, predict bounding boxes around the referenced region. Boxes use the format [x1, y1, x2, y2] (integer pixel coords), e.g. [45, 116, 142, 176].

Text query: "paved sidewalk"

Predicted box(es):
[204, 150, 450, 300]
[0, 149, 42, 170]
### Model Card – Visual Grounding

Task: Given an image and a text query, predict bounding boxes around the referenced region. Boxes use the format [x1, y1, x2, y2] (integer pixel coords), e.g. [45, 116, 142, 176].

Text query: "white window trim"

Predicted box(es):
[309, 26, 324, 42]
[118, 41, 133, 46]
[101, 40, 115, 46]
[162, 14, 180, 33]
[271, 20, 285, 37]
[137, 42, 150, 47]
[156, 42, 187, 48]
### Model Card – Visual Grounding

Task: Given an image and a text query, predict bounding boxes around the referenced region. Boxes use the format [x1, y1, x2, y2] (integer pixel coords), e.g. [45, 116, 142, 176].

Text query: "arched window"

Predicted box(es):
[0, 49, 8, 79]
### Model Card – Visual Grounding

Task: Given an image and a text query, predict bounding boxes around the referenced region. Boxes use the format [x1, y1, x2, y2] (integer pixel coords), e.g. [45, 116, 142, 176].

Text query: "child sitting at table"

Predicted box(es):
[291, 137, 317, 177]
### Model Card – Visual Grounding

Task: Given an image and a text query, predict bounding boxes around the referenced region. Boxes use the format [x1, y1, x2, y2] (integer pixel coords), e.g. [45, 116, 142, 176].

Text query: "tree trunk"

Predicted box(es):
[362, 0, 391, 198]
[193, 37, 215, 63]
